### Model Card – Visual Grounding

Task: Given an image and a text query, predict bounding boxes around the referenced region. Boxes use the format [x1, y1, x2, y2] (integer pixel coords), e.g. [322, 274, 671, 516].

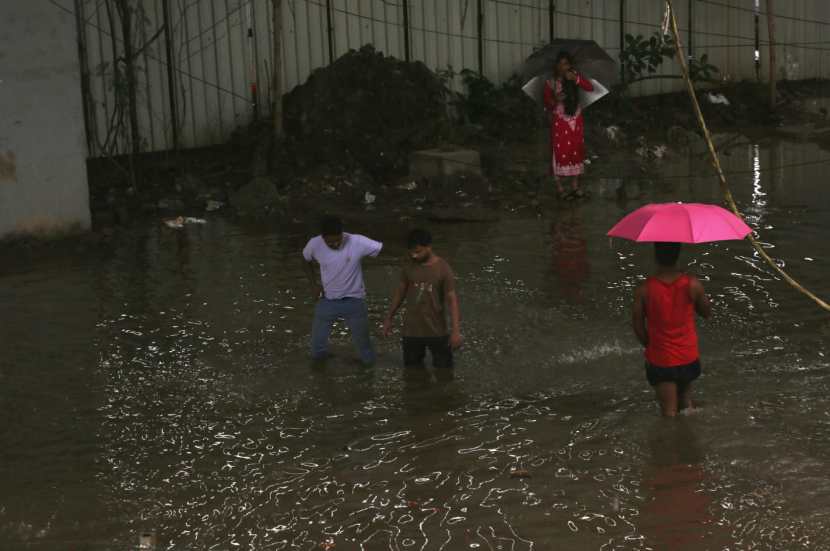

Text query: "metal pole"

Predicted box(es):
[619, 0, 626, 84]
[402, 0, 410, 62]
[767, 0, 777, 109]
[162, 0, 179, 150]
[754, 1, 761, 81]
[687, 0, 693, 58]
[548, 0, 554, 43]
[325, 0, 335, 63]
[73, 0, 96, 154]
[250, 0, 262, 120]
[272, 0, 283, 139]
[477, 0, 484, 75]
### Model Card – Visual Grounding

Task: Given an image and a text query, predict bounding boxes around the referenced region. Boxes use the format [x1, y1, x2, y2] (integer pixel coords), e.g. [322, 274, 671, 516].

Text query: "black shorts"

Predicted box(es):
[645, 359, 701, 387]
[403, 336, 453, 368]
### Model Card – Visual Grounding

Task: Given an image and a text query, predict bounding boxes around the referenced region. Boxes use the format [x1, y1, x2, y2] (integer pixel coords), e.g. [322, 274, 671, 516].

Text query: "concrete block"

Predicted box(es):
[409, 148, 482, 179]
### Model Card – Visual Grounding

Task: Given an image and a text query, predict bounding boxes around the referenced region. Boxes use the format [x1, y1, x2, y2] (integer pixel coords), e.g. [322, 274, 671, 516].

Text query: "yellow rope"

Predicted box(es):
[665, 0, 830, 312]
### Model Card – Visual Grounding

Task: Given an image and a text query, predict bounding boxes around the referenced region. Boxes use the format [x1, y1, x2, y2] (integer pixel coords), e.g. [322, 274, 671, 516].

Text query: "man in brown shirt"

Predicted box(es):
[382, 229, 462, 368]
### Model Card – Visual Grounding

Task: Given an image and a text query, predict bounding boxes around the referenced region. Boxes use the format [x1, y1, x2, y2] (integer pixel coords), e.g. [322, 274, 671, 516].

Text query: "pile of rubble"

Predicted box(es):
[284, 45, 451, 181]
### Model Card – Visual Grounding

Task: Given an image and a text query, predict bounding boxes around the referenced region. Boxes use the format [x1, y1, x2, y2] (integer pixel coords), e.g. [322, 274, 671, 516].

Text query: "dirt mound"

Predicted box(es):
[284, 45, 450, 181]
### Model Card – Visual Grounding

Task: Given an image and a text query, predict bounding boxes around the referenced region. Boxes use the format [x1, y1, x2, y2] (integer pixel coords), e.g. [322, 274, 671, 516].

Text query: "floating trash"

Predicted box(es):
[163, 216, 207, 229]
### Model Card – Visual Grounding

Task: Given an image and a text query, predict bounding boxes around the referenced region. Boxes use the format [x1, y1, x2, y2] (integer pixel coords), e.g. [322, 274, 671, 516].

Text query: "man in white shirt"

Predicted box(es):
[302, 215, 383, 364]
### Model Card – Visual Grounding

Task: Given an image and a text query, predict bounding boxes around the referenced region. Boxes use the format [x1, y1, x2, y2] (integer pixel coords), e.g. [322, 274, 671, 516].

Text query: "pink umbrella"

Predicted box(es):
[607, 202, 752, 243]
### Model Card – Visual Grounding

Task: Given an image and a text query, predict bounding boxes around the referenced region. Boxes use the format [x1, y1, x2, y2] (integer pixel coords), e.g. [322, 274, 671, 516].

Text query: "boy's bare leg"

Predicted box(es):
[655, 382, 679, 417]
[678, 382, 694, 412]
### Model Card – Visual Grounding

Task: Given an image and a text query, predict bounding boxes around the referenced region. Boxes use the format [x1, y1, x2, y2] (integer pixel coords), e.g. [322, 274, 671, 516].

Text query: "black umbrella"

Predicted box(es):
[521, 39, 620, 88]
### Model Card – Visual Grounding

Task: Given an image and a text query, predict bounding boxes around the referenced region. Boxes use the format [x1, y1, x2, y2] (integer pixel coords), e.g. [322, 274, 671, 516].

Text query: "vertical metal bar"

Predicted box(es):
[494, 0, 499, 79]
[687, 0, 693, 58]
[251, 0, 262, 120]
[264, 0, 273, 119]
[95, 0, 110, 153]
[619, 0, 625, 84]
[182, 0, 198, 146]
[421, 0, 427, 62]
[163, 0, 179, 150]
[153, 0, 171, 151]
[273, 0, 283, 138]
[477, 0, 483, 75]
[291, 0, 302, 85]
[382, 0, 390, 56]
[444, 0, 452, 74]
[548, 0, 554, 42]
[402, 0, 410, 61]
[210, 0, 225, 139]
[767, 0, 776, 109]
[73, 0, 96, 155]
[326, 0, 335, 62]
[139, 4, 156, 152]
[304, 0, 313, 77]
[223, 0, 240, 123]
[754, 0, 761, 80]
[237, 0, 251, 118]
[369, 0, 376, 47]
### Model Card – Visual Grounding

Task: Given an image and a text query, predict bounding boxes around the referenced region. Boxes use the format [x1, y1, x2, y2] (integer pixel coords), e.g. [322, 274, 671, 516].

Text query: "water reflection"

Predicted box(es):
[551, 209, 590, 303]
[640, 418, 731, 549]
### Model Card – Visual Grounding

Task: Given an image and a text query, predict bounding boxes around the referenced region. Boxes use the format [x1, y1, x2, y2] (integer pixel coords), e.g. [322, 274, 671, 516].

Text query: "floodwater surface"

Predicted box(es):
[2, 138, 830, 549]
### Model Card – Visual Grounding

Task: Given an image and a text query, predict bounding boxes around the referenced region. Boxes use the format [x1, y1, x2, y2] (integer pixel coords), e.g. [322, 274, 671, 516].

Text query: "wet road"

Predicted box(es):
[2, 138, 830, 549]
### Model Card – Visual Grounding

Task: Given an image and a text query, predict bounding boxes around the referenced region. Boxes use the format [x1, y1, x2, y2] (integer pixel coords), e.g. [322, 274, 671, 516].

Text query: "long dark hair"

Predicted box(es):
[555, 51, 579, 116]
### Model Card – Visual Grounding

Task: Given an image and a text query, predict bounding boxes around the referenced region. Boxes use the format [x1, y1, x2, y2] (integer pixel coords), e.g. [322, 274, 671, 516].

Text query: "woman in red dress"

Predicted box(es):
[543, 52, 594, 199]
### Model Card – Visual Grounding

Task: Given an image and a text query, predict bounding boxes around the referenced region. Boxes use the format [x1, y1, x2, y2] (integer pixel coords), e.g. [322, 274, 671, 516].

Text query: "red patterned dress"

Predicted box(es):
[543, 75, 594, 177]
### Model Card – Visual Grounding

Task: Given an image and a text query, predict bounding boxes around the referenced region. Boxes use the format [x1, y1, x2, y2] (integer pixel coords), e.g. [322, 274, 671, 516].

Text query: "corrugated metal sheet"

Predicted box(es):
[75, 0, 830, 157]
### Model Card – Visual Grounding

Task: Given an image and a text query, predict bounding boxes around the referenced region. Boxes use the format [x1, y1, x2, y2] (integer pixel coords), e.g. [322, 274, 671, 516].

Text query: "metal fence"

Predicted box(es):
[64, 0, 830, 158]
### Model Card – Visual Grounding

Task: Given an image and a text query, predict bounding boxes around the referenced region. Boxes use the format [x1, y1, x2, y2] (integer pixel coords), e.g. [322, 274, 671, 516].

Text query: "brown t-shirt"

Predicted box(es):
[401, 257, 456, 338]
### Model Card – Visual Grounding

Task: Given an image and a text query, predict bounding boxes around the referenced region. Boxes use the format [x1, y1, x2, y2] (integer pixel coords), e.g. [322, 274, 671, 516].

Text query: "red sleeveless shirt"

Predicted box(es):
[645, 274, 699, 367]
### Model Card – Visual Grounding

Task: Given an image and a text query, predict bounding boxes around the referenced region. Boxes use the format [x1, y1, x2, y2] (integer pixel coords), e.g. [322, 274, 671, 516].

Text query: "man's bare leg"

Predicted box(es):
[655, 382, 679, 417]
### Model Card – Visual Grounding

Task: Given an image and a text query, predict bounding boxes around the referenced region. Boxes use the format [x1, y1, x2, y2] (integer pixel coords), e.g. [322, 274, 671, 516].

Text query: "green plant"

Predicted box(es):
[452, 70, 542, 141]
[620, 32, 676, 83]
[688, 53, 720, 83]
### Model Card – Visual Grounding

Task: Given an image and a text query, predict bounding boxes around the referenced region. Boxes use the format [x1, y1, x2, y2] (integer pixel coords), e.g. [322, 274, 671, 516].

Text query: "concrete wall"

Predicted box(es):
[0, 0, 91, 238]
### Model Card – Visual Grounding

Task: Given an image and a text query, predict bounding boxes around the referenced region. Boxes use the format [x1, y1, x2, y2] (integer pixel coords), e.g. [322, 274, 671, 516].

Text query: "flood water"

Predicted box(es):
[2, 138, 830, 550]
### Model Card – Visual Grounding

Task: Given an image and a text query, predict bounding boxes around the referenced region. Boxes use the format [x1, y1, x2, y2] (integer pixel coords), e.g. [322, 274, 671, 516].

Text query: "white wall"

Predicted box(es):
[0, 0, 91, 238]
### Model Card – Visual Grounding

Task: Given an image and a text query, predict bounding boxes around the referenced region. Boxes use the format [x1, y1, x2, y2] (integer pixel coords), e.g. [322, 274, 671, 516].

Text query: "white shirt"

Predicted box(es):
[302, 233, 383, 299]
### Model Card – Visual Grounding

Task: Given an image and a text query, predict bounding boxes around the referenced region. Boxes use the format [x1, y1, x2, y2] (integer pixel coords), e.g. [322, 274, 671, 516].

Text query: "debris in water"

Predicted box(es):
[706, 92, 731, 106]
[510, 468, 531, 479]
[364, 191, 376, 205]
[206, 200, 224, 212]
[604, 125, 623, 142]
[163, 216, 207, 229]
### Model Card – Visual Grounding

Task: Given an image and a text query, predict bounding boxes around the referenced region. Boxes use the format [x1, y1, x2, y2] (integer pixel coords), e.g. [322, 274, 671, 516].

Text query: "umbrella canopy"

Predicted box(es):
[607, 203, 753, 244]
[521, 39, 620, 87]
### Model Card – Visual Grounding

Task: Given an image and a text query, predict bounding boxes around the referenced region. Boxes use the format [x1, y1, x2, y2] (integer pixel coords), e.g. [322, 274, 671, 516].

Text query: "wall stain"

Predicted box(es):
[0, 151, 16, 183]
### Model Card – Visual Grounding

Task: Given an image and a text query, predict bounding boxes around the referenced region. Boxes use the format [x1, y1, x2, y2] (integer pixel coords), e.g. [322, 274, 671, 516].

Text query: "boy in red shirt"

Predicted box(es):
[632, 242, 712, 416]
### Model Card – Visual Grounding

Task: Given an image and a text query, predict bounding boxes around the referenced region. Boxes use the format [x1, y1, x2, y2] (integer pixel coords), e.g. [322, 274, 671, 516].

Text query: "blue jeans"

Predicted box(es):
[311, 298, 375, 364]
